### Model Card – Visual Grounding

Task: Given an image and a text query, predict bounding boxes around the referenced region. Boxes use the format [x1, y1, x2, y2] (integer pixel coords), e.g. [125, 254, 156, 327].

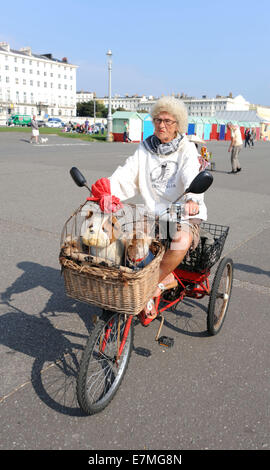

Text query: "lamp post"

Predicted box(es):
[106, 49, 113, 142]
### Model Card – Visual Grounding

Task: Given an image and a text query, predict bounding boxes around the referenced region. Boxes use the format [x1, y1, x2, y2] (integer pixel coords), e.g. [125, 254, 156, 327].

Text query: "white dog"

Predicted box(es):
[81, 210, 125, 265]
[40, 137, 48, 144]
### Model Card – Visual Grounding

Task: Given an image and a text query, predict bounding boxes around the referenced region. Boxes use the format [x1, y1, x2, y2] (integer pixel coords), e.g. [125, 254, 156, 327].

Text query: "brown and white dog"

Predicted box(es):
[81, 210, 125, 265]
[61, 235, 80, 257]
[125, 230, 154, 269]
[125, 215, 155, 269]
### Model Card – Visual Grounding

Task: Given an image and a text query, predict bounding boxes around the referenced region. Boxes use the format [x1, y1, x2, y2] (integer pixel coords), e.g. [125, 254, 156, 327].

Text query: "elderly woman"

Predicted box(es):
[94, 96, 207, 321]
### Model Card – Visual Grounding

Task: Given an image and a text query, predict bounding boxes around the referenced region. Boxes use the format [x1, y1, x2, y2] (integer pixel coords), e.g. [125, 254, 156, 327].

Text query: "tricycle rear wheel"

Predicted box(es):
[207, 257, 233, 335]
[77, 310, 134, 415]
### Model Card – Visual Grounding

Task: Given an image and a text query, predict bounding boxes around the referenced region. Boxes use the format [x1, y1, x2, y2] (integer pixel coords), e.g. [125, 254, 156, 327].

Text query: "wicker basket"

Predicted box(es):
[59, 201, 164, 315]
[60, 240, 164, 315]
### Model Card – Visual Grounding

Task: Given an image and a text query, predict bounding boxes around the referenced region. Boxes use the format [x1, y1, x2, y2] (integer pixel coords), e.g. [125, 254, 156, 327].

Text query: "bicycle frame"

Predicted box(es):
[155, 268, 210, 312]
[101, 315, 133, 364]
[107, 267, 211, 360]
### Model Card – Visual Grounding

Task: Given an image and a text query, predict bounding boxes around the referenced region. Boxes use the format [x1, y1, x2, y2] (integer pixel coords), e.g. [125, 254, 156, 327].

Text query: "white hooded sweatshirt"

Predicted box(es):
[109, 135, 207, 221]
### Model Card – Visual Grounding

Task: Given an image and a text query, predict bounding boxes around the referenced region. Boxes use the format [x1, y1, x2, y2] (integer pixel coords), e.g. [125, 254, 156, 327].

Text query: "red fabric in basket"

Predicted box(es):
[87, 177, 123, 213]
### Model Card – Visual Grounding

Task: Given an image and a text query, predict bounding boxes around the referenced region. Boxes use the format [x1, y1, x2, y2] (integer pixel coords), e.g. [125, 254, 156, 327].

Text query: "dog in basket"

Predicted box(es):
[125, 226, 154, 269]
[81, 209, 125, 265]
[80, 207, 155, 269]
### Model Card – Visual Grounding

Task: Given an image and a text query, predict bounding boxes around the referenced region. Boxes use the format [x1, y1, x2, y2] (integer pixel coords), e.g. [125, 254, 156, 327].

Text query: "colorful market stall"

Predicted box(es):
[202, 118, 217, 140]
[112, 111, 143, 142]
[187, 119, 196, 135]
[137, 113, 154, 140]
[187, 117, 204, 138]
[214, 111, 262, 141]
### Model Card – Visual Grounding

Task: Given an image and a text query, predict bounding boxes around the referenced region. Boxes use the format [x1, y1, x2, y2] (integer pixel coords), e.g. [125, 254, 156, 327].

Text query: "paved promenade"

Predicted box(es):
[0, 132, 269, 450]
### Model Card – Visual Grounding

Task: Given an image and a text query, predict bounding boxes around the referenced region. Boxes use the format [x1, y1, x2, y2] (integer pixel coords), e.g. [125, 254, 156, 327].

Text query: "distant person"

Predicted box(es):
[30, 115, 39, 144]
[250, 129, 256, 147]
[101, 121, 105, 135]
[123, 121, 131, 143]
[227, 123, 242, 173]
[244, 128, 251, 147]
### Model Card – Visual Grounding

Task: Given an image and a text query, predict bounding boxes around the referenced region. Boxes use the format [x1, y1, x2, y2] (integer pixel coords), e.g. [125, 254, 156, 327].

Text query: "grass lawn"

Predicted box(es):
[0, 126, 107, 142]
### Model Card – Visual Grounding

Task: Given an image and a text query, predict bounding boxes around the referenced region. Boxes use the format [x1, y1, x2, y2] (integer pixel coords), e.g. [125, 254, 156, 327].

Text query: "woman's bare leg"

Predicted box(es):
[153, 229, 193, 296]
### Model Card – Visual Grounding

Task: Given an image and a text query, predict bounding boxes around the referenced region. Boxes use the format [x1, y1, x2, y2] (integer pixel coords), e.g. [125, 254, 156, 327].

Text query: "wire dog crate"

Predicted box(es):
[59, 201, 164, 315]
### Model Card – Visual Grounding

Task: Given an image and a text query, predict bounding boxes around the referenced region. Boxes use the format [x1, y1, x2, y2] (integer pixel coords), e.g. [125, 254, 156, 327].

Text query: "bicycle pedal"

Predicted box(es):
[157, 336, 174, 348]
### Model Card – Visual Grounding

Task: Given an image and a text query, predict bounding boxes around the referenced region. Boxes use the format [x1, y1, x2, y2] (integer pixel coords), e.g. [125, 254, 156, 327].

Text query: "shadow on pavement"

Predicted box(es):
[0, 261, 97, 416]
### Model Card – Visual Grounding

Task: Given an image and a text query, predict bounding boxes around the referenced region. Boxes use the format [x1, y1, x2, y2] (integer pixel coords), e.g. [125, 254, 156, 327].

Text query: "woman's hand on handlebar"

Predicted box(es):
[185, 200, 199, 216]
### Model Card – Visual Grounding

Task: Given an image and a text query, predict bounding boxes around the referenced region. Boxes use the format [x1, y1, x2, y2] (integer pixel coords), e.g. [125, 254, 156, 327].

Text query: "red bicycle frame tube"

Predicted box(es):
[155, 269, 211, 313]
[101, 269, 211, 352]
[101, 315, 133, 358]
[118, 315, 133, 357]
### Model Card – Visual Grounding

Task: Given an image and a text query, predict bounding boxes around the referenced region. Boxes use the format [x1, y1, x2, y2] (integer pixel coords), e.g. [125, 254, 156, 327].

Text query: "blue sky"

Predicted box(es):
[1, 0, 270, 105]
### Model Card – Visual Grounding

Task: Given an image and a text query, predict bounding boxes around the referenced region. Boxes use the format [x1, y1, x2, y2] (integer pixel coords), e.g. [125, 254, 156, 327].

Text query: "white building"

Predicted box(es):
[98, 93, 250, 116]
[98, 94, 156, 112]
[183, 94, 250, 117]
[76, 90, 95, 103]
[0, 42, 78, 123]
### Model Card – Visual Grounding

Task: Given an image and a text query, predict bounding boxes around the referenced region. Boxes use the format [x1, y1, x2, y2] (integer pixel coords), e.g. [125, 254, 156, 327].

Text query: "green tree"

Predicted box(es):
[77, 100, 109, 118]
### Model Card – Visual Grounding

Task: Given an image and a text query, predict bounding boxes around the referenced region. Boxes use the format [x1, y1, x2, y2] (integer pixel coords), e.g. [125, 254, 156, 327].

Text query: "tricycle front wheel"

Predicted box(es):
[207, 257, 233, 335]
[77, 310, 134, 415]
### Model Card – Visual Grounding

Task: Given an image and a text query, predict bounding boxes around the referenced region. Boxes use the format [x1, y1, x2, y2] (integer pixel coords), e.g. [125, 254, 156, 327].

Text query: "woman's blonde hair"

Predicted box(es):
[150, 96, 188, 134]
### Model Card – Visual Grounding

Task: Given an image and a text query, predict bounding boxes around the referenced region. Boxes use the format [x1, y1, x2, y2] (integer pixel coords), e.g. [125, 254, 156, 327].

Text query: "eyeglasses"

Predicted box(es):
[153, 118, 177, 127]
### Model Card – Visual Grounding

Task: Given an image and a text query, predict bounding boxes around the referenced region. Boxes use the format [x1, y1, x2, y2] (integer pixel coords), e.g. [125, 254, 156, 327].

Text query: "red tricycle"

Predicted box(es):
[60, 168, 233, 415]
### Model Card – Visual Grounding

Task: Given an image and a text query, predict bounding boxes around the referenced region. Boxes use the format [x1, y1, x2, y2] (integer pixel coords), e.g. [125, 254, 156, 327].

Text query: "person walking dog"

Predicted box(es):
[30, 115, 39, 144]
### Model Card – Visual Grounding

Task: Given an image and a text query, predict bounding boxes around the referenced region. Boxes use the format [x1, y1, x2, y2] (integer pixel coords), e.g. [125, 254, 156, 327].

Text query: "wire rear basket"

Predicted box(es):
[179, 222, 229, 272]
